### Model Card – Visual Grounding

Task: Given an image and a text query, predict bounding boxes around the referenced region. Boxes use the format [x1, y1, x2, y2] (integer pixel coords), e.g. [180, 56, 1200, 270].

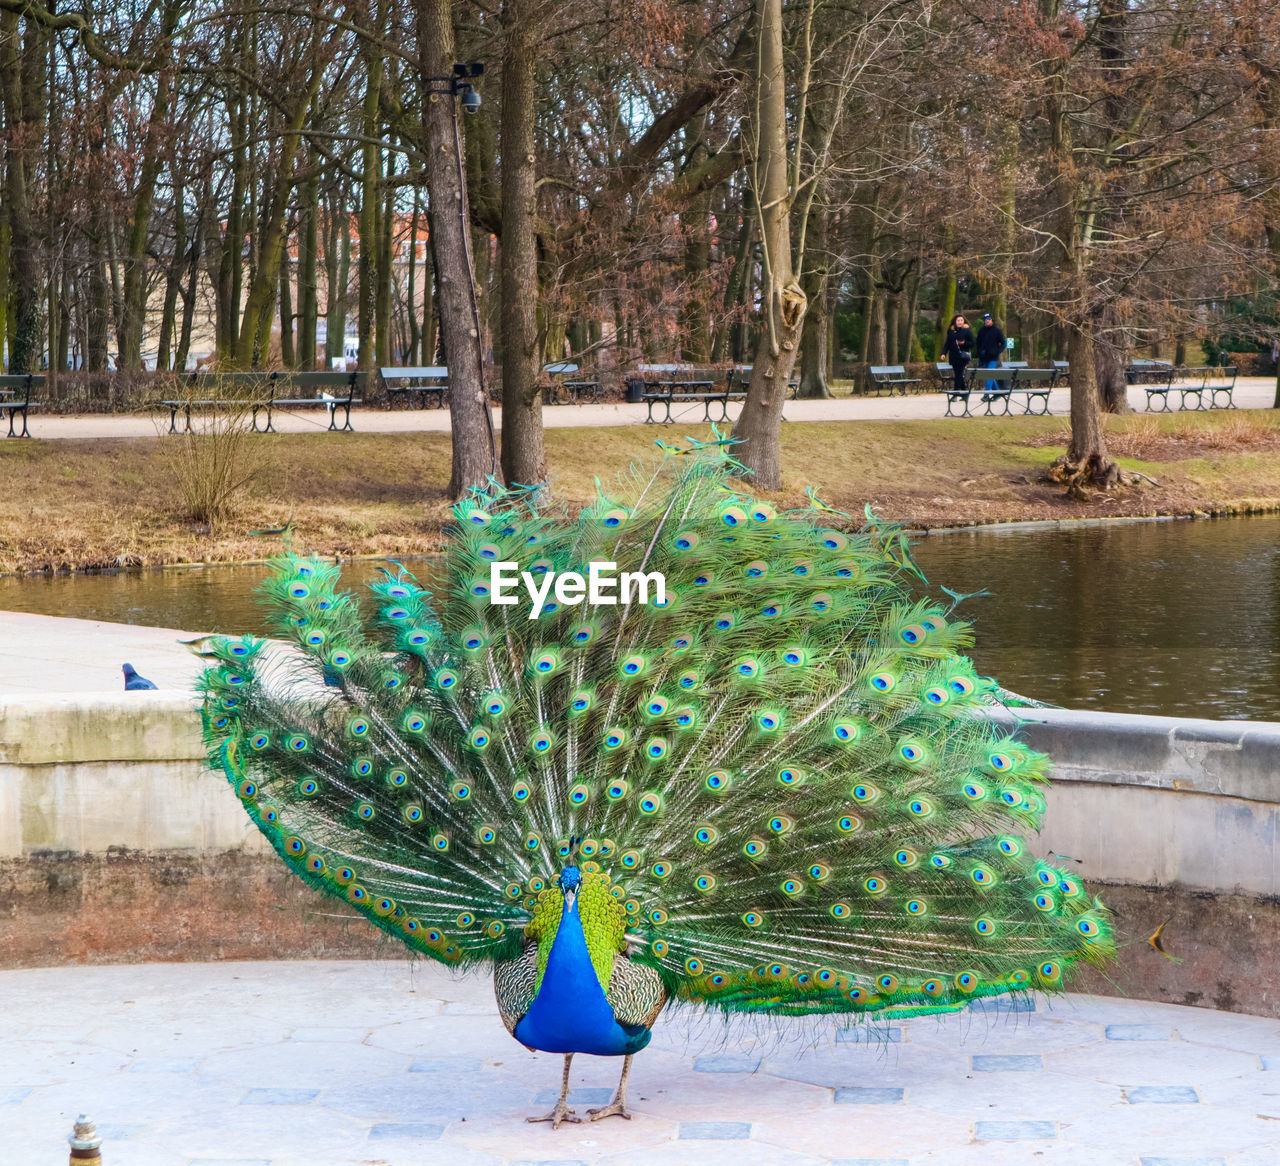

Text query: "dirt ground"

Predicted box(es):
[2, 410, 1279, 574]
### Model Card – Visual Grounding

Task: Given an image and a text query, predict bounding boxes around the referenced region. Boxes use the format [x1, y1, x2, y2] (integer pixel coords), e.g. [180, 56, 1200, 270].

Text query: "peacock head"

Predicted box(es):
[556, 864, 583, 910]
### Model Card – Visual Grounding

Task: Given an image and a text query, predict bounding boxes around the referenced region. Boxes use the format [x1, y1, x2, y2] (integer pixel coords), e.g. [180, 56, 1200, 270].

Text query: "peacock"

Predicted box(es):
[193, 440, 1113, 1128]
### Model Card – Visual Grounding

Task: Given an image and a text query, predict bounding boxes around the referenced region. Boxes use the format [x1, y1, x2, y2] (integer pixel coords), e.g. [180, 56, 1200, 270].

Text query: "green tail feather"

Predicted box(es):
[195, 445, 1114, 1013]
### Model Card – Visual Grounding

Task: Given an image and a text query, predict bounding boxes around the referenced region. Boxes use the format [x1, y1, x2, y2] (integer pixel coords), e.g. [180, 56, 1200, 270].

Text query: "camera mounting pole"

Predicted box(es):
[426, 61, 485, 114]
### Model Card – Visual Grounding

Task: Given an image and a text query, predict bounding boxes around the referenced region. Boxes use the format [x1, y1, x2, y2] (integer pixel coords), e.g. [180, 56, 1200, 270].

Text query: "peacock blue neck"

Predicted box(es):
[514, 875, 651, 1057]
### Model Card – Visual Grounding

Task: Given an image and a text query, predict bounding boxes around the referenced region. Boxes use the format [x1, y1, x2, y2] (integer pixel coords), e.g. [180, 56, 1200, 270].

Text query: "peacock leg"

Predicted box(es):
[527, 1053, 582, 1128]
[587, 1053, 634, 1122]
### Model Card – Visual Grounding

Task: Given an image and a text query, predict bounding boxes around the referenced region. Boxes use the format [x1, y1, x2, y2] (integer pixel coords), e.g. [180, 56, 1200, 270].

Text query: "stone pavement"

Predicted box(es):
[0, 610, 203, 694]
[2, 959, 1277, 1166]
[15, 377, 1279, 439]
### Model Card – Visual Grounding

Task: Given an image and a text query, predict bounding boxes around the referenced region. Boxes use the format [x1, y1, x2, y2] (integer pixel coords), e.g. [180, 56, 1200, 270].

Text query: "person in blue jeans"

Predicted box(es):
[975, 312, 1006, 400]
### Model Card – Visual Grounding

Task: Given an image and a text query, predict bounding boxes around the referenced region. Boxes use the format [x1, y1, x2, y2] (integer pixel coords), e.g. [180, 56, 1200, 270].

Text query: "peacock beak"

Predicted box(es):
[562, 886, 578, 912]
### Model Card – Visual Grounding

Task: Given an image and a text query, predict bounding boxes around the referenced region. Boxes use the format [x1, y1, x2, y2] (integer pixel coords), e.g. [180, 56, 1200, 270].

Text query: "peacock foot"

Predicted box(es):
[526, 1103, 581, 1129]
[587, 1100, 632, 1122]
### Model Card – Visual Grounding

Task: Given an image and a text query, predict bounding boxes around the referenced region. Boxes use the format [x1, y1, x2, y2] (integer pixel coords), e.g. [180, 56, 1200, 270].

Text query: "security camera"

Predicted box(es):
[459, 84, 481, 114]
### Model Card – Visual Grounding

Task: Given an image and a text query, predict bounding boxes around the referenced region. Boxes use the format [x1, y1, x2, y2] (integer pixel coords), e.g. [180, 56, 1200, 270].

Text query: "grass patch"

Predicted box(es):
[3, 413, 1280, 573]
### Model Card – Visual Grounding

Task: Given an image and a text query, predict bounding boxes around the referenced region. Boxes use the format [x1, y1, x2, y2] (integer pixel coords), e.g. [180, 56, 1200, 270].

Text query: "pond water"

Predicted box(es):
[2, 516, 1277, 719]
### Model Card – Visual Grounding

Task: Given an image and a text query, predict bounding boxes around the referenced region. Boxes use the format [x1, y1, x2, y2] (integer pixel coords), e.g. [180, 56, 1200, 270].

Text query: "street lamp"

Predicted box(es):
[427, 62, 484, 114]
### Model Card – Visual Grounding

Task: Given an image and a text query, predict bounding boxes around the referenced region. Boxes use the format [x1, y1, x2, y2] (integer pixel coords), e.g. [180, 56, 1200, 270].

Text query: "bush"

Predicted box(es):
[157, 378, 271, 531]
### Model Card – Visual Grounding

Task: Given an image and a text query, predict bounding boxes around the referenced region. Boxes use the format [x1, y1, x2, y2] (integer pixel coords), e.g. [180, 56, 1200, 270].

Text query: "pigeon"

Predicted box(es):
[122, 663, 158, 691]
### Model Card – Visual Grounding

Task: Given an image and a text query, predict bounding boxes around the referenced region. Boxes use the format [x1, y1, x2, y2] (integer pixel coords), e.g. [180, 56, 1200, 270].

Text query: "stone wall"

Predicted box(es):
[3, 694, 1279, 1015]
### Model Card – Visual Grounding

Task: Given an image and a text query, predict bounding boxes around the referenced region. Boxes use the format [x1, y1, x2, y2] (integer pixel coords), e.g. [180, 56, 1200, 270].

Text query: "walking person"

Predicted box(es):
[976, 311, 1006, 400]
[942, 314, 974, 394]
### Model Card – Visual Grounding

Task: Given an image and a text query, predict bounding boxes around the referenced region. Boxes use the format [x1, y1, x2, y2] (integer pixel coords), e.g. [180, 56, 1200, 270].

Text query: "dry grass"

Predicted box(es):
[1026, 409, 1280, 460]
[4, 412, 1280, 574]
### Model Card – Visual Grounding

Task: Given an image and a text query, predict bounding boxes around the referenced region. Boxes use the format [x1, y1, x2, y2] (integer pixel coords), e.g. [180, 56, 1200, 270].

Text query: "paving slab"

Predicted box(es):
[3, 960, 1279, 1165]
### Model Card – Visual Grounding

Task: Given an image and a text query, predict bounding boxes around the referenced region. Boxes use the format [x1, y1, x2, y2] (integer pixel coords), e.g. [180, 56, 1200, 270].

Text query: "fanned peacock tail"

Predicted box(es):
[195, 442, 1113, 1020]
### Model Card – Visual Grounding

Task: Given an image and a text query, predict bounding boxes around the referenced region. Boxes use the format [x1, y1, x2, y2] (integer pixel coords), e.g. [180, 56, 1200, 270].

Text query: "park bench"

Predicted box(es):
[163, 370, 365, 433]
[1139, 365, 1180, 412]
[1179, 365, 1238, 410]
[380, 366, 449, 408]
[936, 362, 975, 416]
[866, 365, 922, 396]
[257, 371, 365, 432]
[0, 373, 44, 437]
[643, 377, 720, 423]
[1203, 365, 1238, 408]
[1147, 366, 1239, 412]
[1009, 367, 1056, 415]
[544, 362, 602, 404]
[1127, 359, 1174, 386]
[1052, 360, 1070, 386]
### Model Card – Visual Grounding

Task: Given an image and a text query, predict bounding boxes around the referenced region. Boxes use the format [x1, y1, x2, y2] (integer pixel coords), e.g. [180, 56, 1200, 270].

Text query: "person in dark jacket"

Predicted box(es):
[941, 314, 974, 394]
[975, 312, 1006, 399]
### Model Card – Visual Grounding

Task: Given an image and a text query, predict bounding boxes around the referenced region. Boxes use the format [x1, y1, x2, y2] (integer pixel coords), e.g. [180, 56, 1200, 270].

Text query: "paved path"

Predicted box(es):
[0, 611, 202, 694]
[15, 377, 1279, 439]
[2, 960, 1277, 1166]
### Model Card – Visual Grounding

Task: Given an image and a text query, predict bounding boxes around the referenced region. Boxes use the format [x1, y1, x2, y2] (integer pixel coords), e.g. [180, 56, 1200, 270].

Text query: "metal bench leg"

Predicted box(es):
[168, 406, 179, 434]
[336, 403, 354, 432]
[184, 404, 194, 433]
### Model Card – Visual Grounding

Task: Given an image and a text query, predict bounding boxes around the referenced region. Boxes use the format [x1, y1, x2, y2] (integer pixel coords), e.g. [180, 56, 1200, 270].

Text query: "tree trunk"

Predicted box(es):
[415, 0, 498, 495]
[730, 0, 806, 489]
[119, 1, 182, 371]
[298, 165, 318, 370]
[499, 8, 549, 491]
[279, 233, 295, 367]
[796, 203, 831, 399]
[884, 289, 900, 366]
[934, 259, 956, 360]
[712, 194, 754, 363]
[1062, 327, 1119, 487]
[405, 185, 421, 364]
[1042, 0, 1117, 490]
[1, 11, 42, 374]
[377, 159, 395, 364]
[1093, 301, 1130, 414]
[680, 114, 713, 363]
[157, 182, 186, 371]
[797, 194, 831, 399]
[357, 44, 383, 372]
[217, 83, 250, 361]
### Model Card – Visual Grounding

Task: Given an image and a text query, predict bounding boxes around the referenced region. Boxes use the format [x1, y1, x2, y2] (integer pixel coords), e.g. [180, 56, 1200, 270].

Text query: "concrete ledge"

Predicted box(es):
[990, 706, 1280, 804]
[4, 694, 1280, 895]
[0, 691, 204, 764]
[3, 695, 1280, 1013]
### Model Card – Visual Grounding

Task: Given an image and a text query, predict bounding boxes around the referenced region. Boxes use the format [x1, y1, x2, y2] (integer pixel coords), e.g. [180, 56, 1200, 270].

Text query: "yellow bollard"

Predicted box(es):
[67, 1114, 102, 1163]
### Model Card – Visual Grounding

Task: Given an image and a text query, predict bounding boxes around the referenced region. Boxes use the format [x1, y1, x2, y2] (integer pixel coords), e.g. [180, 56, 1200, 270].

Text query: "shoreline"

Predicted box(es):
[4, 412, 1280, 574]
[4, 504, 1280, 578]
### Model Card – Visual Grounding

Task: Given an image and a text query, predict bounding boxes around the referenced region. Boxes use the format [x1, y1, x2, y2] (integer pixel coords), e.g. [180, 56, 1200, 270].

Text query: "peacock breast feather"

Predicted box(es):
[526, 873, 627, 993]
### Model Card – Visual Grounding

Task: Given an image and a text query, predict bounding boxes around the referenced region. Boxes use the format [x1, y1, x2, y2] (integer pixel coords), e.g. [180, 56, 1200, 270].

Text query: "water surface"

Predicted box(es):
[2, 516, 1277, 719]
